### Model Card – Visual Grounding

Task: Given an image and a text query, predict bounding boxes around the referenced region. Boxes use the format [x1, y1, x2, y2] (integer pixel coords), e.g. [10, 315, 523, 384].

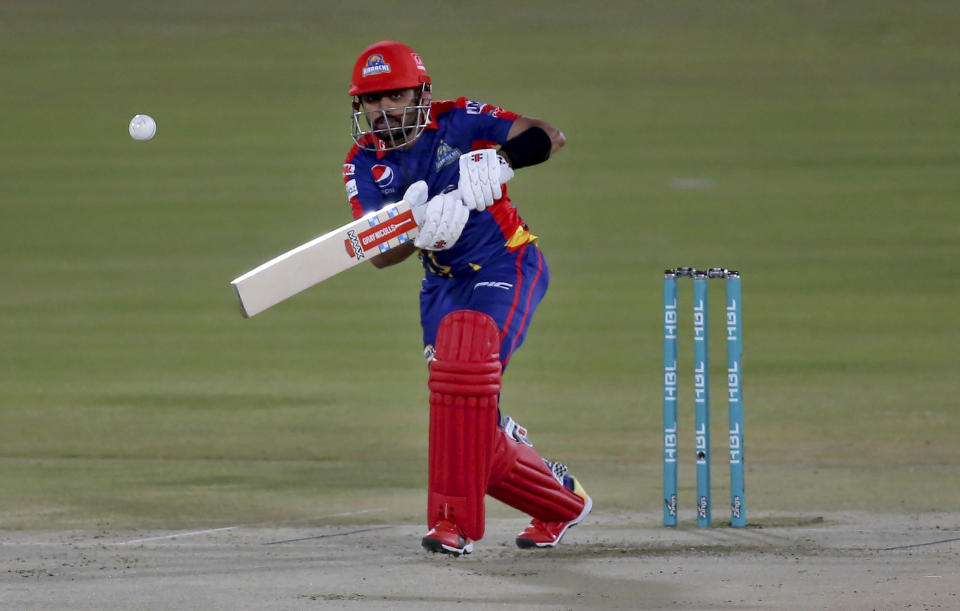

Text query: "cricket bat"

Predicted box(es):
[230, 200, 418, 318]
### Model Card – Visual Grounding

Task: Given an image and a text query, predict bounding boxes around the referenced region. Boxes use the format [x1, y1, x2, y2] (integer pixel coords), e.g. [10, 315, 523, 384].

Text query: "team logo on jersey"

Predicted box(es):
[361, 54, 391, 77]
[372, 164, 394, 188]
[343, 163, 355, 177]
[435, 140, 463, 171]
[465, 100, 485, 115]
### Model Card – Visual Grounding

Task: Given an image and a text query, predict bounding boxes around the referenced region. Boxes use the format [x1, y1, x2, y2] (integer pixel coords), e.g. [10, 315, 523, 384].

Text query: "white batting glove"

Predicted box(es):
[458, 149, 515, 212]
[403, 180, 430, 211]
[413, 191, 469, 251]
[407, 181, 431, 229]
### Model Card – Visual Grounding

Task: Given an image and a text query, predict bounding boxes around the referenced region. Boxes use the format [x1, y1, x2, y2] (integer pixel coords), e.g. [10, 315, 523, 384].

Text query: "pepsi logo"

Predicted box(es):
[372, 164, 394, 188]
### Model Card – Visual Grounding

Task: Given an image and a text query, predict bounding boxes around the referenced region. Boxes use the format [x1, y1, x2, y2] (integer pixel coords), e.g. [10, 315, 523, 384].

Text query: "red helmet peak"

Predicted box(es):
[349, 41, 430, 96]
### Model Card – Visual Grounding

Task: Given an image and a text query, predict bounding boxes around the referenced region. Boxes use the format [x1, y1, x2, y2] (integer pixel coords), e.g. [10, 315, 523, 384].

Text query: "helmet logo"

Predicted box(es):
[361, 54, 392, 77]
[410, 53, 426, 72]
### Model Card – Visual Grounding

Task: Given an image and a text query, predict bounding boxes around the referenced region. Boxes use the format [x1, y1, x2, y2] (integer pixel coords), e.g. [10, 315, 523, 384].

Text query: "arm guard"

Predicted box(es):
[499, 126, 552, 169]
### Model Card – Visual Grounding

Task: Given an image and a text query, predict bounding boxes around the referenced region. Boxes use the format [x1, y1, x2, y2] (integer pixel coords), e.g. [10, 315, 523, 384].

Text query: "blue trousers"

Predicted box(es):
[420, 244, 549, 370]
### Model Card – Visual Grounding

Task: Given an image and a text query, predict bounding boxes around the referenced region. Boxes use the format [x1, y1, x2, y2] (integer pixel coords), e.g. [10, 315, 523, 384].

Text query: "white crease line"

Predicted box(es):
[112, 526, 236, 546]
[105, 508, 385, 546]
[313, 508, 385, 519]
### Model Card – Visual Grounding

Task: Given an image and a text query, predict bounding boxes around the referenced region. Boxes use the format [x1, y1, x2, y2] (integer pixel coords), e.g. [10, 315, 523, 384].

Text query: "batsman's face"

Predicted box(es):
[360, 88, 418, 131]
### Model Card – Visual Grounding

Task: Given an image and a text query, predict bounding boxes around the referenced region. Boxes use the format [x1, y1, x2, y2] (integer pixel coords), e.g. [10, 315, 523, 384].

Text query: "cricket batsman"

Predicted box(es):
[343, 41, 591, 555]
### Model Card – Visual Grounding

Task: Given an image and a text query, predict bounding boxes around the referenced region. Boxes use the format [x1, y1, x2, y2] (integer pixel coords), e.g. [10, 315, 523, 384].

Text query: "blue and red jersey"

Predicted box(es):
[343, 98, 537, 277]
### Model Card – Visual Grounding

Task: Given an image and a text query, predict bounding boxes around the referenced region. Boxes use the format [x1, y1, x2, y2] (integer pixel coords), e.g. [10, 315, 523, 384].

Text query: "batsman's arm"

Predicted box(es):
[371, 240, 416, 268]
[499, 115, 566, 168]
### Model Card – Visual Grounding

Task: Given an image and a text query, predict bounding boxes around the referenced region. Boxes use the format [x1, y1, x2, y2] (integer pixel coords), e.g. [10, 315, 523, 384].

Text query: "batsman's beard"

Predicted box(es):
[352, 103, 431, 151]
[373, 116, 414, 144]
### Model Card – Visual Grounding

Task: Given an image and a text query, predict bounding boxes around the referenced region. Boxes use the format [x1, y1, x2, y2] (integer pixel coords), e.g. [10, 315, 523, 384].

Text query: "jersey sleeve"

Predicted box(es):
[448, 97, 518, 147]
[343, 144, 384, 219]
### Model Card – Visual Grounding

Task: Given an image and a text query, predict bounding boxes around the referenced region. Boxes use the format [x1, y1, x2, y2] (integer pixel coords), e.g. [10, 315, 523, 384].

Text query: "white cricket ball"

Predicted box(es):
[129, 114, 157, 141]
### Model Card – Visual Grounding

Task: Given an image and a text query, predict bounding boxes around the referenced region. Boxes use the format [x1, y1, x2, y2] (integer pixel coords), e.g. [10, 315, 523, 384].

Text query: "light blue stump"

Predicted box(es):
[726, 272, 746, 527]
[693, 270, 711, 527]
[662, 271, 679, 526]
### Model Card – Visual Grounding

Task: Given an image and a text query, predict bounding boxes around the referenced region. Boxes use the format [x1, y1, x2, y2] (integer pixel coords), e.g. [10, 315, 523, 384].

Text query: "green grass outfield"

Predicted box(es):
[1, 1, 958, 530]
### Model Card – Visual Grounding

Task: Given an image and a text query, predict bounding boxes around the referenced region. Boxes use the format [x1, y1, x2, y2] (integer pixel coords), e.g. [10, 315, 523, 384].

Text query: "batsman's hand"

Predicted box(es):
[403, 180, 430, 209]
[458, 149, 515, 212]
[412, 189, 469, 251]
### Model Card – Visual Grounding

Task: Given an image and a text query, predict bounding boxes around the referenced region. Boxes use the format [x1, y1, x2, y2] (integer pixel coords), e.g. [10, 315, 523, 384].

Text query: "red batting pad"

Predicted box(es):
[487, 430, 585, 522]
[427, 310, 502, 541]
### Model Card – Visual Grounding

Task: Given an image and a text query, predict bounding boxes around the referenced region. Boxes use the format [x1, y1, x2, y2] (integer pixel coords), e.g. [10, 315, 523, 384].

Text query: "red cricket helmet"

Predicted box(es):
[349, 41, 433, 151]
[349, 41, 431, 96]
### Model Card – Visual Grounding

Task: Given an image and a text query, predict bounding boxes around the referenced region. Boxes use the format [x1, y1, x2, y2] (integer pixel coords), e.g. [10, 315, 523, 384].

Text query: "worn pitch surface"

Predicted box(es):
[3, 512, 959, 609]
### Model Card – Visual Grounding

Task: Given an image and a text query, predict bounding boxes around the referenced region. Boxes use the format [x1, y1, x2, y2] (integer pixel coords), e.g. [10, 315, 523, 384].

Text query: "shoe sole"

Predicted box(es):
[516, 494, 593, 549]
[421, 536, 473, 556]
